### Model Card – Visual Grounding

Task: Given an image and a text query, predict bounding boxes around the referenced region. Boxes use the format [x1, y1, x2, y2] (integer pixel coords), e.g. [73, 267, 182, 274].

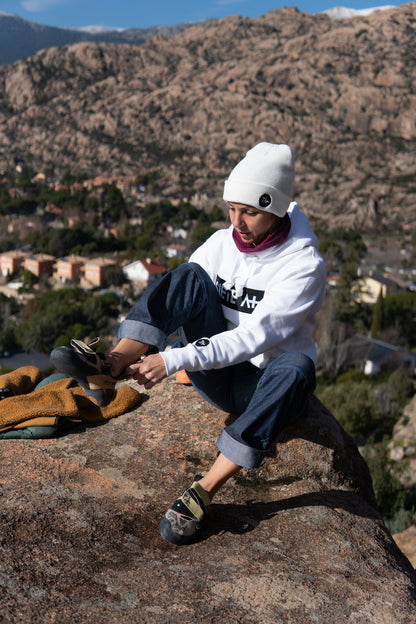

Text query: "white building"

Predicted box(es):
[123, 258, 166, 286]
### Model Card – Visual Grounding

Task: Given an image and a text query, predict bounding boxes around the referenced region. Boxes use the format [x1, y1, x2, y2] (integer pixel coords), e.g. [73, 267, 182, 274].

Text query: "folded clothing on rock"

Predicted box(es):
[0, 366, 141, 439]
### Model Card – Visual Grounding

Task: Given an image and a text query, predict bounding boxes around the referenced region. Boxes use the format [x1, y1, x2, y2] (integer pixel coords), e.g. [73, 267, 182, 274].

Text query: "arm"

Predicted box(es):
[161, 251, 326, 375]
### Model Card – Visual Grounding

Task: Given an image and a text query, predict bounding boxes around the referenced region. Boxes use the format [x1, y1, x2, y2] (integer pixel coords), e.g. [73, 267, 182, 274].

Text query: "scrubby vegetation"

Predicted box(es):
[316, 368, 416, 532]
[14, 288, 121, 353]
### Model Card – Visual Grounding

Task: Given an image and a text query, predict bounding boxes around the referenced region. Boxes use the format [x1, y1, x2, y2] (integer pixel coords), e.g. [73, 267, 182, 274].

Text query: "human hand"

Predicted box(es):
[124, 353, 167, 390]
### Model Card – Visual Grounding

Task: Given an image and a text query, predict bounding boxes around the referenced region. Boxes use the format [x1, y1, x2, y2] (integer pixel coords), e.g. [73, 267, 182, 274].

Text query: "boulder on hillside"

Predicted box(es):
[393, 526, 416, 569]
[0, 377, 415, 623]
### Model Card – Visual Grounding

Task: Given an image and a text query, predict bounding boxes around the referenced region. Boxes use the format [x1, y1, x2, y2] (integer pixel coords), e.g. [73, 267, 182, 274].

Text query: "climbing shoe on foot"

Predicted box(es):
[50, 338, 116, 407]
[159, 479, 210, 545]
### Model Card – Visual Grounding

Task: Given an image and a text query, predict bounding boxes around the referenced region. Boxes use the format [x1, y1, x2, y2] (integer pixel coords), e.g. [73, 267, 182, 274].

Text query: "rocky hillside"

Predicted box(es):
[1, 372, 415, 622]
[0, 3, 415, 232]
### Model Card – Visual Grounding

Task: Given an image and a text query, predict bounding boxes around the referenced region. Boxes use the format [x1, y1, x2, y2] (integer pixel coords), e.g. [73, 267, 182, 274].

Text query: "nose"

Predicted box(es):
[231, 210, 243, 228]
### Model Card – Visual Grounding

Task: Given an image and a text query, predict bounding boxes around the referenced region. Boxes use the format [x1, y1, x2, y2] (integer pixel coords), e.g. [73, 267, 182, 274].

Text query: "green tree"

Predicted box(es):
[362, 438, 407, 525]
[319, 239, 343, 263]
[333, 261, 359, 323]
[370, 288, 384, 338]
[167, 256, 186, 271]
[16, 289, 83, 352]
[84, 195, 99, 215]
[102, 184, 127, 222]
[135, 171, 159, 193]
[103, 266, 127, 288]
[0, 187, 11, 214]
[21, 268, 38, 287]
[387, 368, 414, 406]
[134, 234, 154, 252]
[383, 292, 416, 347]
[191, 224, 216, 248]
[209, 205, 226, 222]
[143, 214, 163, 236]
[81, 292, 120, 332]
[317, 380, 377, 439]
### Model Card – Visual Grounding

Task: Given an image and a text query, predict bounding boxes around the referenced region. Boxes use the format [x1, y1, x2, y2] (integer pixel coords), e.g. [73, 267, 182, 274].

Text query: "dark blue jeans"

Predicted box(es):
[118, 262, 316, 468]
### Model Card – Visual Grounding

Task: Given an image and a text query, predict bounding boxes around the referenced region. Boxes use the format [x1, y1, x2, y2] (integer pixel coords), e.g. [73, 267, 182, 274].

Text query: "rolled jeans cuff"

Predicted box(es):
[216, 429, 265, 469]
[117, 319, 168, 352]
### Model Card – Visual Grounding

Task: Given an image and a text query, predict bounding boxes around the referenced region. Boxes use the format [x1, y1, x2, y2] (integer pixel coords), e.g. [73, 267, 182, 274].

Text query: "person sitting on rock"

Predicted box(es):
[51, 142, 326, 545]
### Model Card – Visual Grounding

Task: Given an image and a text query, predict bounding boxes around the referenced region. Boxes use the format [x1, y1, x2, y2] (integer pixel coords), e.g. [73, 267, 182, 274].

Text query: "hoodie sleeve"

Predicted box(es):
[161, 245, 326, 376]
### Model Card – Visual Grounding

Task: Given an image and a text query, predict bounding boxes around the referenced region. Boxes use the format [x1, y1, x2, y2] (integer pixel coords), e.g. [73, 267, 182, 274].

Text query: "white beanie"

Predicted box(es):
[223, 142, 295, 217]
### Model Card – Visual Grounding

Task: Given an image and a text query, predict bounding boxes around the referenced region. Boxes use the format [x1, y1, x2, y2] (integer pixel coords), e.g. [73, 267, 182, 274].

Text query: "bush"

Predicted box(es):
[335, 369, 367, 384]
[191, 224, 216, 248]
[318, 381, 377, 439]
[16, 289, 120, 353]
[134, 234, 154, 251]
[167, 257, 186, 271]
[319, 238, 343, 263]
[387, 368, 415, 406]
[362, 438, 410, 529]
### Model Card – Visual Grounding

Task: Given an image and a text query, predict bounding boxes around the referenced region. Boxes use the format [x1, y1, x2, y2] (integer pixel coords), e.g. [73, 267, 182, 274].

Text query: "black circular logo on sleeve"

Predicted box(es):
[195, 338, 210, 347]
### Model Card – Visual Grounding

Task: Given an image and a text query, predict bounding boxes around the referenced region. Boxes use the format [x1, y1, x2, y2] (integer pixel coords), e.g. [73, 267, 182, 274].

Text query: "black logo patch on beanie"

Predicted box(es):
[195, 338, 210, 347]
[259, 194, 271, 208]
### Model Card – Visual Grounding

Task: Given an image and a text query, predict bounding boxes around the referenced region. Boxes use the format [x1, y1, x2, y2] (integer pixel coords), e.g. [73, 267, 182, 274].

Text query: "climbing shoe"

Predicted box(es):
[159, 478, 210, 545]
[50, 338, 116, 407]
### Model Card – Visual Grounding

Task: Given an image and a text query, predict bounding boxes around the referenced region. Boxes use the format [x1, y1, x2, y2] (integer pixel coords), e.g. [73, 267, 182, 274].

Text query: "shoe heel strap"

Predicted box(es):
[70, 339, 97, 356]
[87, 337, 103, 351]
[190, 481, 210, 512]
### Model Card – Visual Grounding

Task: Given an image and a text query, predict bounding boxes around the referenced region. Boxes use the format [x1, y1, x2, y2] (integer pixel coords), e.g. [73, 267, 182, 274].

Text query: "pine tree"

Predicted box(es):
[370, 287, 384, 338]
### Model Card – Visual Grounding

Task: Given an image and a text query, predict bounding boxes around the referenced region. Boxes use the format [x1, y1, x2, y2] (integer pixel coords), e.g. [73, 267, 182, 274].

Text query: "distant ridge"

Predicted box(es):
[0, 6, 400, 65]
[323, 4, 396, 18]
[0, 13, 216, 65]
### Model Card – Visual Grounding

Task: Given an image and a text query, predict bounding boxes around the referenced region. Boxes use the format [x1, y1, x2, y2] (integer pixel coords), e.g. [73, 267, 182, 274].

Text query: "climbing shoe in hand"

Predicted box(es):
[50, 338, 116, 407]
[159, 478, 210, 545]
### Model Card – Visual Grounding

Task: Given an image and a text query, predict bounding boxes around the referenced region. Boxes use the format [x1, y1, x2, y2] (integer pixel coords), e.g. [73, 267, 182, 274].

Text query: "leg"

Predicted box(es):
[105, 338, 149, 377]
[160, 353, 315, 545]
[198, 453, 241, 501]
[109, 262, 227, 377]
[217, 352, 316, 468]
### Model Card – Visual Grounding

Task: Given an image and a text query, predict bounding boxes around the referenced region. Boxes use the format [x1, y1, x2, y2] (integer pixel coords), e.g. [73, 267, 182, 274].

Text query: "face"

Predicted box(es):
[228, 202, 277, 246]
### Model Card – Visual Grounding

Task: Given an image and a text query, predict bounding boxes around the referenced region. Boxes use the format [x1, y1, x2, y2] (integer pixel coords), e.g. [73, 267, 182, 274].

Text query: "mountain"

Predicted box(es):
[0, 12, 213, 66]
[0, 7, 397, 67]
[323, 5, 396, 18]
[0, 3, 415, 233]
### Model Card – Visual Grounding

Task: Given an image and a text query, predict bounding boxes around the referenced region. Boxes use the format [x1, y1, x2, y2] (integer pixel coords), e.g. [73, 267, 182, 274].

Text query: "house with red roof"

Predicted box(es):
[123, 258, 166, 287]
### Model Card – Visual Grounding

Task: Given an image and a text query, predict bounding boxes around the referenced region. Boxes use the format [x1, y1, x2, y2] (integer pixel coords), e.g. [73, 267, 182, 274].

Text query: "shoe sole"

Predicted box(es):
[50, 346, 115, 407]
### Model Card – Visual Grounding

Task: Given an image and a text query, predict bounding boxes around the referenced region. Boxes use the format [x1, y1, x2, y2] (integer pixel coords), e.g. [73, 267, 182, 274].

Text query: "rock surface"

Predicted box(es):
[0, 4, 415, 231]
[1, 377, 415, 623]
[393, 526, 416, 569]
[394, 394, 416, 446]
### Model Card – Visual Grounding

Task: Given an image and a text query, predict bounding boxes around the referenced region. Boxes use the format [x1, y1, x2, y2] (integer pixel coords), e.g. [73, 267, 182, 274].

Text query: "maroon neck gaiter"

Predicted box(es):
[232, 213, 291, 254]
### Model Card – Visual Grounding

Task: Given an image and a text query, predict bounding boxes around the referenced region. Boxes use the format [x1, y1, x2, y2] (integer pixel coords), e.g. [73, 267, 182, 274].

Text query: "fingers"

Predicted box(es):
[124, 354, 167, 389]
[124, 361, 141, 376]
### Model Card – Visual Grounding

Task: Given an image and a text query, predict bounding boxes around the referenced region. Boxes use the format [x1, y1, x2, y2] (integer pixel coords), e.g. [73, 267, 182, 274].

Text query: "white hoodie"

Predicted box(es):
[161, 203, 326, 376]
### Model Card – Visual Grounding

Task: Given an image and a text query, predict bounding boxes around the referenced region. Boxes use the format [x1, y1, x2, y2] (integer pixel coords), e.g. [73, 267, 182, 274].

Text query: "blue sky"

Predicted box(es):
[0, 0, 405, 30]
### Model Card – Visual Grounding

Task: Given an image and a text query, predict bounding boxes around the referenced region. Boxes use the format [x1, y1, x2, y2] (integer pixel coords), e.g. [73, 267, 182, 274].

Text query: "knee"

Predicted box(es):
[269, 352, 316, 393]
[172, 262, 212, 286]
[175, 262, 205, 277]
